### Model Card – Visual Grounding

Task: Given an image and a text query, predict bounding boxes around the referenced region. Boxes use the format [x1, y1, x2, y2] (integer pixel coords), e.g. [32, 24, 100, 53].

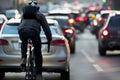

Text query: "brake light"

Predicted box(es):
[93, 20, 97, 26]
[64, 28, 74, 34]
[83, 16, 88, 21]
[75, 17, 83, 21]
[51, 39, 67, 45]
[97, 17, 102, 22]
[68, 18, 74, 24]
[0, 39, 9, 45]
[101, 26, 109, 38]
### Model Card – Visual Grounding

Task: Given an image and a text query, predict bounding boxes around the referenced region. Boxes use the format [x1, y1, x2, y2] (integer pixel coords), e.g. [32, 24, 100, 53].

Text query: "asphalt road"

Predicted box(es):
[5, 28, 120, 80]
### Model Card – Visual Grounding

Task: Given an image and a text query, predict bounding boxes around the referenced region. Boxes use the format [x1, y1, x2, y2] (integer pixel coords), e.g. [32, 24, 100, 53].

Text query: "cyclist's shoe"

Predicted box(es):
[20, 58, 26, 71]
[36, 75, 45, 80]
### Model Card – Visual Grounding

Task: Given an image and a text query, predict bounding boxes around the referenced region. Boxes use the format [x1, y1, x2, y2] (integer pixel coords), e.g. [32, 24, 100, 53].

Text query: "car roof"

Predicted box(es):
[48, 8, 72, 14]
[6, 18, 58, 24]
[46, 15, 69, 19]
[5, 9, 19, 13]
[100, 10, 120, 15]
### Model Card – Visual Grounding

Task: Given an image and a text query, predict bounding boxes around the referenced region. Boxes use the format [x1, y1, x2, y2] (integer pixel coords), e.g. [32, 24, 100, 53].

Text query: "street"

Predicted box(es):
[5, 28, 120, 80]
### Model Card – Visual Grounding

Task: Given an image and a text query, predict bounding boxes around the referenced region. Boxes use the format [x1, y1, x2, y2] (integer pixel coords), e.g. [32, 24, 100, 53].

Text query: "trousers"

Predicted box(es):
[18, 28, 42, 75]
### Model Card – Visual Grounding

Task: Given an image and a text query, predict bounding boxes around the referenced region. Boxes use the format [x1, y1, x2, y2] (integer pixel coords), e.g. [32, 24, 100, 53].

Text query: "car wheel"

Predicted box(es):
[98, 44, 106, 56]
[61, 67, 70, 80]
[0, 72, 5, 80]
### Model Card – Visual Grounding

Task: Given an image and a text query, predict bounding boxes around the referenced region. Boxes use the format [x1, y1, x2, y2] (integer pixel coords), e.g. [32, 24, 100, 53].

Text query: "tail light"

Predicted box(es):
[101, 26, 109, 38]
[83, 16, 88, 21]
[93, 20, 98, 26]
[97, 17, 102, 22]
[64, 28, 74, 34]
[51, 39, 68, 46]
[0, 39, 9, 45]
[75, 17, 83, 21]
[68, 18, 74, 24]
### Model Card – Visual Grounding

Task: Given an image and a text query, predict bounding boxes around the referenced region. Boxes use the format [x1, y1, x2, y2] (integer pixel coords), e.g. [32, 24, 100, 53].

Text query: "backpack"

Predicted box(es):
[22, 5, 38, 19]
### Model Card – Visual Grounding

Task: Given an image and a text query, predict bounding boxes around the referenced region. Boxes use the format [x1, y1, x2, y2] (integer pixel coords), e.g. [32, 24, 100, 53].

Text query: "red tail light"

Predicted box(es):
[97, 17, 102, 22]
[75, 17, 83, 21]
[64, 28, 74, 34]
[51, 39, 67, 45]
[0, 39, 9, 45]
[83, 16, 88, 21]
[101, 26, 109, 38]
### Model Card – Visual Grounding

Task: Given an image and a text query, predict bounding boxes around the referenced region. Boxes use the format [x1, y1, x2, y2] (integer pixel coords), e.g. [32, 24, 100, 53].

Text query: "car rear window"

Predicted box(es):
[2, 23, 60, 35]
[55, 19, 70, 28]
[108, 15, 120, 28]
[101, 14, 109, 19]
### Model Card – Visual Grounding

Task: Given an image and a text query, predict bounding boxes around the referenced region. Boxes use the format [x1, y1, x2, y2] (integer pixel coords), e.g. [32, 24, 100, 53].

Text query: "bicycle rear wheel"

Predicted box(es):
[25, 52, 36, 80]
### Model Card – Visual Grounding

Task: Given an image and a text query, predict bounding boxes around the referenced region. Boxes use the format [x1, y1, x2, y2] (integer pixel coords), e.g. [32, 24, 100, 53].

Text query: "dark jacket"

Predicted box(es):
[18, 12, 52, 41]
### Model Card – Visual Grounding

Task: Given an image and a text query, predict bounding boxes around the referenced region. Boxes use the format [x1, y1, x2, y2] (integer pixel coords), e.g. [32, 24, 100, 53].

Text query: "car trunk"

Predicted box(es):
[0, 35, 66, 55]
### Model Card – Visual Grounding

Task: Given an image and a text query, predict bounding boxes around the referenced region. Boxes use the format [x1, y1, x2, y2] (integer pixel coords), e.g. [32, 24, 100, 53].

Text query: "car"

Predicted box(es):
[98, 12, 120, 56]
[0, 14, 8, 30]
[46, 16, 76, 53]
[5, 9, 21, 19]
[90, 13, 103, 39]
[0, 18, 70, 80]
[91, 10, 120, 39]
[48, 8, 81, 32]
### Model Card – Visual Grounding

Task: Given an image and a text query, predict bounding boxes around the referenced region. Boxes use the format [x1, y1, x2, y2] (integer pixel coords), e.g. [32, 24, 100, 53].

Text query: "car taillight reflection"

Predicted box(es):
[101, 26, 109, 38]
[0, 39, 9, 45]
[51, 39, 68, 46]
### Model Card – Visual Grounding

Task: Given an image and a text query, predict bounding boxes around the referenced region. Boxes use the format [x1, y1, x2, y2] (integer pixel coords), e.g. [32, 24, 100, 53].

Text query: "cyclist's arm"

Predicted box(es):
[38, 14, 52, 42]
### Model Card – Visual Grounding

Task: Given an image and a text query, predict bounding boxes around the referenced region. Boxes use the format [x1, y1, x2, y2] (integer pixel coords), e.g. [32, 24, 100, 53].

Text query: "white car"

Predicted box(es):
[5, 9, 21, 19]
[0, 18, 70, 80]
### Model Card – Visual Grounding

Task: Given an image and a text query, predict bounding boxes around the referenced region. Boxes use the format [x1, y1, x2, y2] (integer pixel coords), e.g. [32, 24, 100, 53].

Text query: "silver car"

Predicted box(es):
[0, 18, 70, 80]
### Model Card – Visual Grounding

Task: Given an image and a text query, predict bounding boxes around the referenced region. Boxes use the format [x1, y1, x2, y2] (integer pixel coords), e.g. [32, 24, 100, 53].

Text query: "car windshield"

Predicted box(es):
[2, 23, 60, 35]
[108, 15, 120, 28]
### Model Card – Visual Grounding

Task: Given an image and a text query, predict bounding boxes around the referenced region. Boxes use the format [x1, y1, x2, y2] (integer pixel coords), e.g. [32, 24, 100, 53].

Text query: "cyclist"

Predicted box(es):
[18, 1, 52, 80]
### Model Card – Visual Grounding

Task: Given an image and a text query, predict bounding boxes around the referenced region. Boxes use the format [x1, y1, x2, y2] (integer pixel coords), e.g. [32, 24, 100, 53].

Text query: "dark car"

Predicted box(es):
[98, 12, 120, 56]
[48, 8, 84, 33]
[91, 10, 117, 39]
[46, 16, 76, 53]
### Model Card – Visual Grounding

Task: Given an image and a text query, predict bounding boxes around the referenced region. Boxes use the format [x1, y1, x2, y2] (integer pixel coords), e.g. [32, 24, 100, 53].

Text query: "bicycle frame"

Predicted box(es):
[18, 39, 50, 80]
[25, 39, 36, 80]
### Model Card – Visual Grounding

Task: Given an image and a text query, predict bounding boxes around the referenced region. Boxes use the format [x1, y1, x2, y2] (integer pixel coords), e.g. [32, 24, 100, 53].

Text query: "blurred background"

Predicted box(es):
[0, 0, 119, 14]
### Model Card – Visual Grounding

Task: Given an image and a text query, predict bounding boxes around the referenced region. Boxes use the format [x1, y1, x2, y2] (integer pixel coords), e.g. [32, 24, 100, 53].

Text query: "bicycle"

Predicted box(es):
[19, 39, 50, 80]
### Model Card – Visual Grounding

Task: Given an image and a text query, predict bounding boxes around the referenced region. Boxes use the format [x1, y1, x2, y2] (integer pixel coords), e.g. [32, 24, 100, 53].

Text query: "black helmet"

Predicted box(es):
[28, 1, 40, 10]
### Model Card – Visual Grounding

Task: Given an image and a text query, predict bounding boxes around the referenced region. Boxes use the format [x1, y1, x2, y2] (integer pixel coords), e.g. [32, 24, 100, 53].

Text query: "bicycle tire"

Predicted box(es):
[25, 47, 36, 80]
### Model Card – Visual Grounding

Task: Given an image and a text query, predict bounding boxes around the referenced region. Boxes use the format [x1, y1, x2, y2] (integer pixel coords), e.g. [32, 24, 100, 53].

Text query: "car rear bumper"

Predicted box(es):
[100, 38, 120, 49]
[0, 52, 69, 72]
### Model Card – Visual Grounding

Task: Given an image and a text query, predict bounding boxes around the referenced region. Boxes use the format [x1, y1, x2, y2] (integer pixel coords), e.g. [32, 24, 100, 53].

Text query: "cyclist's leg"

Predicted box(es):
[18, 29, 28, 60]
[29, 30, 42, 75]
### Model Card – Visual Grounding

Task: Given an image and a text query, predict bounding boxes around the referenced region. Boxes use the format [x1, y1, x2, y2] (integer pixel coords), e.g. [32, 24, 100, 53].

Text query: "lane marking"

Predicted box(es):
[81, 50, 95, 63]
[93, 64, 104, 72]
[81, 50, 104, 72]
